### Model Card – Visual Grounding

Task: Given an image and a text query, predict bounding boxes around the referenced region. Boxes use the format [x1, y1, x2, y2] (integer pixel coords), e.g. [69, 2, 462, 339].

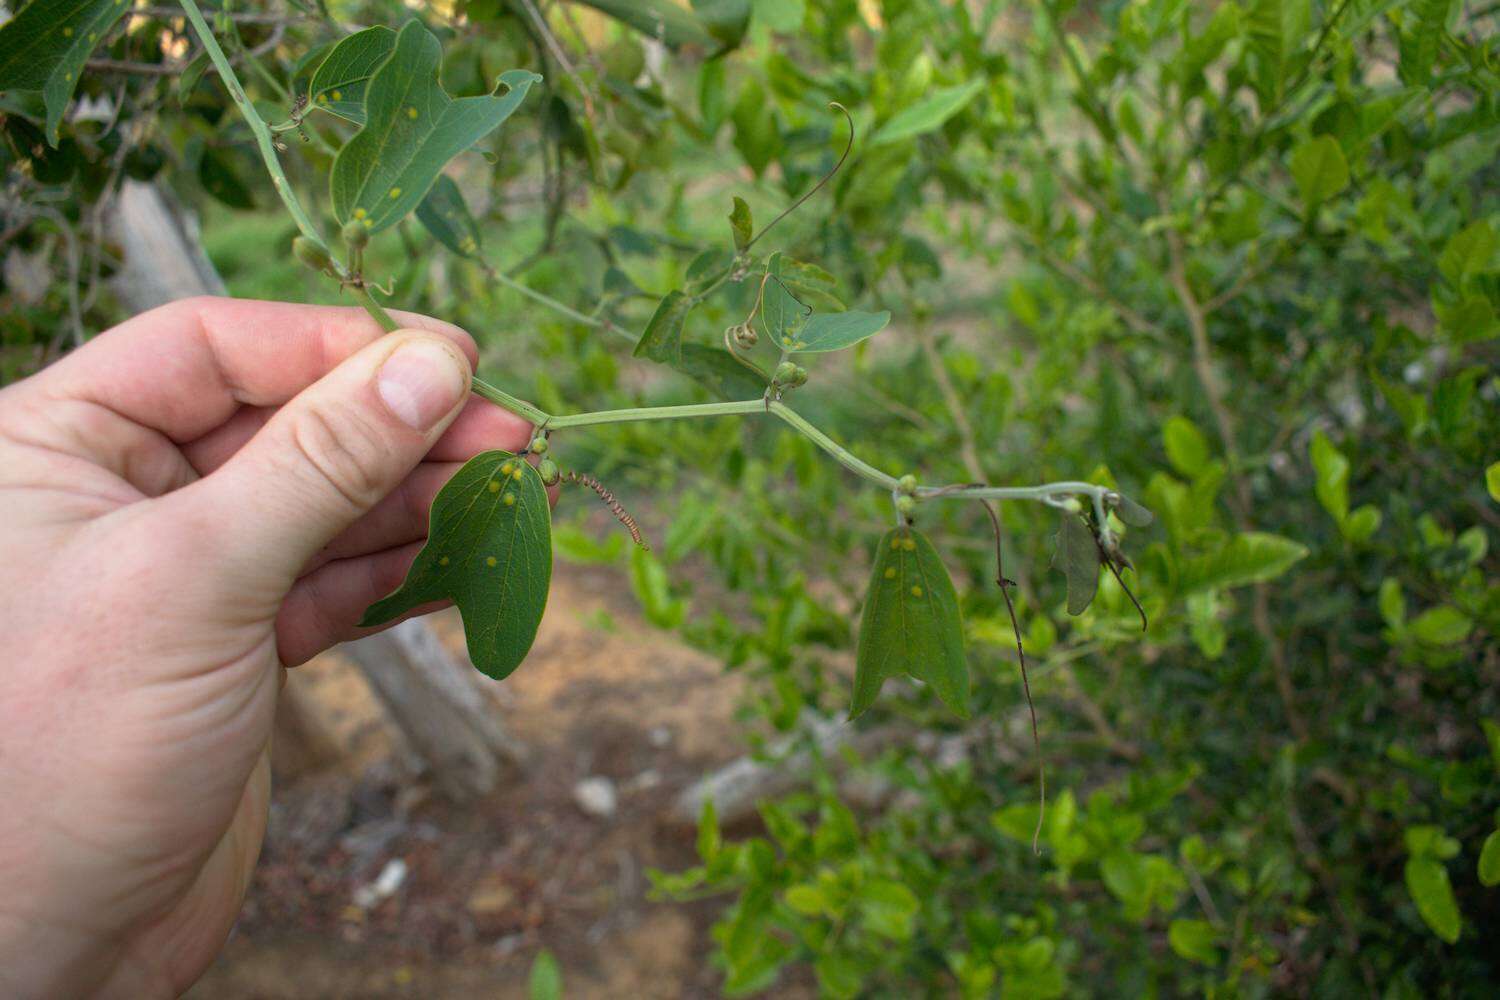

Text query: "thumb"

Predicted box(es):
[190, 330, 472, 586]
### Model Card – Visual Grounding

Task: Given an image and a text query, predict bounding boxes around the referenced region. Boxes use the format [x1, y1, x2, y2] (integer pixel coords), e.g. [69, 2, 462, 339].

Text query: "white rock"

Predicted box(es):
[352, 857, 408, 908]
[573, 776, 618, 818]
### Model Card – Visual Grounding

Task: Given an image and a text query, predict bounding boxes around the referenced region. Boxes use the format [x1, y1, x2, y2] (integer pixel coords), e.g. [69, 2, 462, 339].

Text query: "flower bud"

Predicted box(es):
[292, 236, 335, 276]
[528, 435, 549, 455]
[341, 218, 370, 250]
[895, 494, 917, 515]
[897, 474, 918, 495]
[537, 458, 560, 487]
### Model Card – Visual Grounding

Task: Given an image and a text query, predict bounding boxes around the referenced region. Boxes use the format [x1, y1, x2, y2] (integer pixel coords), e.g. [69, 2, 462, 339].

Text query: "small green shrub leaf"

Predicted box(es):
[1162, 416, 1211, 477]
[416, 175, 484, 258]
[853, 527, 969, 718]
[1290, 135, 1350, 214]
[1309, 429, 1350, 524]
[728, 195, 753, 253]
[528, 948, 562, 1000]
[1052, 513, 1100, 615]
[1167, 918, 1220, 965]
[0, 0, 133, 144]
[634, 289, 693, 365]
[1404, 857, 1461, 944]
[330, 21, 539, 233]
[361, 451, 552, 680]
[872, 80, 984, 146]
[1177, 533, 1308, 593]
[574, 0, 717, 47]
[307, 25, 397, 125]
[1407, 606, 1472, 647]
[1487, 461, 1500, 502]
[1478, 830, 1500, 887]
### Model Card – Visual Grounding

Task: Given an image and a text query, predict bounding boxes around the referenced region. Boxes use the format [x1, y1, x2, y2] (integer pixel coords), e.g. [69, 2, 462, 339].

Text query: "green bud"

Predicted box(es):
[528, 435, 549, 455]
[897, 474, 918, 495]
[537, 458, 560, 486]
[341, 219, 370, 250]
[292, 237, 335, 276]
[788, 364, 808, 387]
[895, 494, 917, 515]
[774, 360, 799, 384]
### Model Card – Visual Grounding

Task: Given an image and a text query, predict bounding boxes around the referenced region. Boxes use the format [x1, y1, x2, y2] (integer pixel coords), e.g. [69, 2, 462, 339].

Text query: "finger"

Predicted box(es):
[301, 461, 463, 573]
[24, 297, 474, 446]
[170, 330, 472, 589]
[276, 541, 450, 666]
[181, 393, 532, 477]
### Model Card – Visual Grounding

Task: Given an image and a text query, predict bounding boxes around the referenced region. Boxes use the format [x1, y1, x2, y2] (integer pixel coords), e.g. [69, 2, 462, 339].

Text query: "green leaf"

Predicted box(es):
[697, 799, 721, 862]
[1112, 492, 1155, 527]
[1289, 136, 1350, 214]
[574, 0, 717, 47]
[1162, 416, 1211, 477]
[1487, 462, 1500, 503]
[852, 527, 969, 719]
[754, 0, 805, 33]
[176, 49, 211, 105]
[1438, 220, 1497, 288]
[779, 310, 891, 353]
[528, 949, 562, 1000]
[814, 953, 863, 1000]
[0, 0, 133, 145]
[675, 344, 767, 400]
[776, 256, 845, 312]
[1404, 857, 1461, 944]
[1342, 504, 1382, 544]
[330, 21, 540, 234]
[1168, 918, 1221, 965]
[630, 546, 687, 629]
[197, 147, 256, 210]
[361, 451, 552, 680]
[416, 175, 484, 259]
[859, 880, 919, 941]
[1479, 830, 1500, 888]
[634, 289, 693, 366]
[1177, 533, 1308, 593]
[1051, 513, 1100, 616]
[1309, 429, 1350, 524]
[1408, 606, 1472, 647]
[728, 196, 753, 253]
[872, 80, 984, 146]
[1378, 577, 1406, 629]
[732, 78, 779, 176]
[307, 25, 397, 125]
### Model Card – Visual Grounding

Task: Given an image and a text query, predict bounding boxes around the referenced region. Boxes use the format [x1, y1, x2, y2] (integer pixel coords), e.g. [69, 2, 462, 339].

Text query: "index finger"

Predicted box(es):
[25, 296, 477, 443]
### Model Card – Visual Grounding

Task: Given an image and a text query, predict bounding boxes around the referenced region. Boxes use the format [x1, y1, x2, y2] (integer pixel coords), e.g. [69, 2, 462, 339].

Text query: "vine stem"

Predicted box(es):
[176, 0, 1114, 514]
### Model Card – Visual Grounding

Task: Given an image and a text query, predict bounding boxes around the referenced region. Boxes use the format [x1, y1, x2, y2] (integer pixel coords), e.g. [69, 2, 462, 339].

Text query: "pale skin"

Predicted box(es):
[0, 297, 534, 998]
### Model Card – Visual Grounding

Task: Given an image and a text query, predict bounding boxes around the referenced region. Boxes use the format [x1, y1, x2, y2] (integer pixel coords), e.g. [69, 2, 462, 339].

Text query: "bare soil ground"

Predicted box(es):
[189, 562, 753, 999]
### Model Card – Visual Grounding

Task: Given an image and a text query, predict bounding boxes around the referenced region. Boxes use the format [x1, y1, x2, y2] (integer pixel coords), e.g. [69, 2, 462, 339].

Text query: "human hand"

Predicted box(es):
[0, 297, 531, 997]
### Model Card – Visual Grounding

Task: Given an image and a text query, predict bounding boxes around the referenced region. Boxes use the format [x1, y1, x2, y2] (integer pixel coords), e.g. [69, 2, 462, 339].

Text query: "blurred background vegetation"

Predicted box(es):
[2, 0, 1498, 995]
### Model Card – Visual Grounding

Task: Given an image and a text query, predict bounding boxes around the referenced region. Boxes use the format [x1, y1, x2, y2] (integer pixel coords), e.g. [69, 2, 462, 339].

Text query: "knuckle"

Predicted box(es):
[287, 404, 390, 513]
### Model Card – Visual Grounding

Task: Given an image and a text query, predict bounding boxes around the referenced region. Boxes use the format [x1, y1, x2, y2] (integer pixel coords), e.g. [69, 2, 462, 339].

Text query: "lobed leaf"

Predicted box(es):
[330, 21, 540, 234]
[307, 25, 397, 125]
[0, 0, 133, 144]
[1052, 513, 1100, 615]
[852, 526, 969, 719]
[361, 451, 552, 680]
[416, 174, 484, 259]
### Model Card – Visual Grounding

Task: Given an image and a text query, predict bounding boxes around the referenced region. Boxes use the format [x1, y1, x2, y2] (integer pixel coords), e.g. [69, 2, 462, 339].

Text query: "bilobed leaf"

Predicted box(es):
[728, 196, 753, 253]
[1052, 513, 1100, 615]
[1404, 857, 1461, 944]
[330, 21, 540, 233]
[852, 527, 969, 719]
[416, 175, 484, 258]
[1177, 532, 1308, 593]
[575, 0, 716, 47]
[777, 256, 845, 311]
[1290, 135, 1349, 214]
[871, 80, 984, 146]
[784, 311, 891, 353]
[361, 451, 552, 680]
[757, 253, 808, 345]
[0, 0, 133, 144]
[307, 25, 397, 125]
[634, 289, 693, 365]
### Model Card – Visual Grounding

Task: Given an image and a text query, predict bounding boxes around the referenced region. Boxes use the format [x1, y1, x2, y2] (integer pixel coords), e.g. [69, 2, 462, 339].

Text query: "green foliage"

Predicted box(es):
[852, 526, 968, 719]
[329, 21, 538, 233]
[528, 949, 562, 1000]
[361, 451, 552, 680]
[307, 25, 396, 125]
[0, 0, 131, 143]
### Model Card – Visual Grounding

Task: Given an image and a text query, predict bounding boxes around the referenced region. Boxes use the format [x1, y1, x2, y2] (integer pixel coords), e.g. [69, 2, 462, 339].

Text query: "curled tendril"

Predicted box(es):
[744, 102, 855, 251]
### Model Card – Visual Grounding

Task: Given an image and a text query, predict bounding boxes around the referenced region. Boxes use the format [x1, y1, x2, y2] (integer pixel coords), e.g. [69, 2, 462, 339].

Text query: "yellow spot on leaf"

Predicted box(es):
[910, 585, 923, 597]
[317, 94, 328, 103]
[388, 186, 402, 199]
[406, 107, 418, 119]
[890, 537, 901, 550]
[353, 207, 367, 219]
[902, 538, 916, 551]
[331, 90, 342, 101]
[884, 567, 896, 579]
[438, 556, 450, 566]
[511, 468, 524, 480]
[503, 494, 516, 506]
[487, 480, 500, 493]
[62, 27, 73, 36]
[485, 556, 497, 567]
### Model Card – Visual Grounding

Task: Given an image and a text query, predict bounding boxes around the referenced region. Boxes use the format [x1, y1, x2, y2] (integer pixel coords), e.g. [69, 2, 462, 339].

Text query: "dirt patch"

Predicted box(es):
[190, 562, 749, 998]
